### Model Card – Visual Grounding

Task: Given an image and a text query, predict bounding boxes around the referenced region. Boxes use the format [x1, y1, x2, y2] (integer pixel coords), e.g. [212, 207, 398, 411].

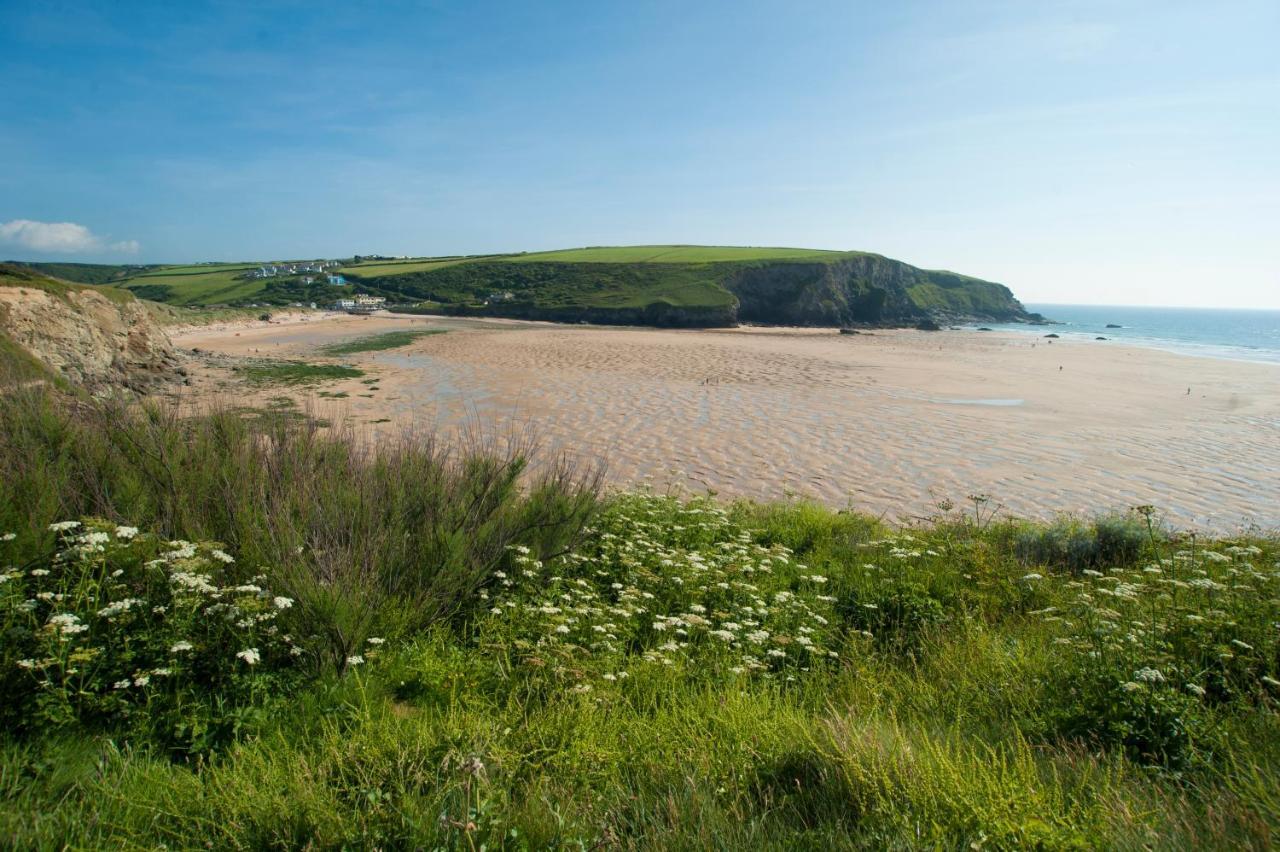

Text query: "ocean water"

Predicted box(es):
[977, 304, 1280, 365]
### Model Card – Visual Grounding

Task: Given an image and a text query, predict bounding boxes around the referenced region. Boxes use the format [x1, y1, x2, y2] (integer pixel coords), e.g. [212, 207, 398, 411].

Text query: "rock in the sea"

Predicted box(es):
[1096, 336, 1108, 340]
[1106, 323, 1122, 328]
[1044, 333, 1060, 338]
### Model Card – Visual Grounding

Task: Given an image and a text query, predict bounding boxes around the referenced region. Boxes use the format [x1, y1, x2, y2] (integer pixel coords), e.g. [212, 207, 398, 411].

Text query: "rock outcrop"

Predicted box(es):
[0, 265, 179, 394]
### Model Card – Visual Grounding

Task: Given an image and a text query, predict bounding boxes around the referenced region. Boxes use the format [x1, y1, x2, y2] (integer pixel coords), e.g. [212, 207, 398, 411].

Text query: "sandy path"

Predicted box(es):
[174, 315, 1280, 531]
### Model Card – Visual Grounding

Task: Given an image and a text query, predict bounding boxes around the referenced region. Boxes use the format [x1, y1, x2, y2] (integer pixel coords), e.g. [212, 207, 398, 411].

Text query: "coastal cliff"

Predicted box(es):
[366, 252, 1041, 329]
[0, 265, 180, 393]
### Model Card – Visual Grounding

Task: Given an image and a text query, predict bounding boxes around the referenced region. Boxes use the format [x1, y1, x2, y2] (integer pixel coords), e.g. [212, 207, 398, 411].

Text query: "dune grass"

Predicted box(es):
[1, 383, 1277, 848]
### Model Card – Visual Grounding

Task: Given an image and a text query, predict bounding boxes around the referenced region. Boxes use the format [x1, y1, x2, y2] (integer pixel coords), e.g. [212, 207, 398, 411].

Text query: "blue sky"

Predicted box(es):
[1, 0, 1277, 307]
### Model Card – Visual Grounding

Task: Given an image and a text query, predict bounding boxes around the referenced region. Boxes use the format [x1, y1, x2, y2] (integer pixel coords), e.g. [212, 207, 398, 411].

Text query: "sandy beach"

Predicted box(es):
[174, 312, 1280, 531]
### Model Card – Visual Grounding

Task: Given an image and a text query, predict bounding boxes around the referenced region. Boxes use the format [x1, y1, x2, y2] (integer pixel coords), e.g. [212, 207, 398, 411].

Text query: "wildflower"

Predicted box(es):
[273, 596, 294, 610]
[209, 549, 235, 564]
[1134, 667, 1165, 683]
[30, 569, 50, 577]
[602, 672, 617, 681]
[236, 648, 260, 665]
[1186, 683, 1206, 696]
[82, 531, 110, 546]
[48, 521, 81, 532]
[114, 680, 131, 690]
[170, 641, 194, 653]
[1021, 573, 1043, 582]
[0, 532, 15, 541]
[554, 624, 571, 634]
[16, 659, 36, 670]
[710, 630, 736, 642]
[346, 655, 365, 666]
[114, 525, 139, 540]
[1121, 681, 1143, 692]
[366, 637, 385, 646]
[133, 674, 151, 687]
[47, 613, 88, 637]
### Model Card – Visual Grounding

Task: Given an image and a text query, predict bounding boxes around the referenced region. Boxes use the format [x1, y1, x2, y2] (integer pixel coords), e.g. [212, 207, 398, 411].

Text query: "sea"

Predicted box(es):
[976, 304, 1280, 365]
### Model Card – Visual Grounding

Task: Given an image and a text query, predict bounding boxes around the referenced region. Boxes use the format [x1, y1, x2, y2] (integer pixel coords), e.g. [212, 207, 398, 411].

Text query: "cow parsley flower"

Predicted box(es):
[236, 648, 260, 665]
[48, 521, 81, 532]
[209, 549, 235, 564]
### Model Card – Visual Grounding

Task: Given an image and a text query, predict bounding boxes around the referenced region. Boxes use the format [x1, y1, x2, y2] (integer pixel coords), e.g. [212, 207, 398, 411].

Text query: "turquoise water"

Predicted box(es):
[978, 304, 1280, 364]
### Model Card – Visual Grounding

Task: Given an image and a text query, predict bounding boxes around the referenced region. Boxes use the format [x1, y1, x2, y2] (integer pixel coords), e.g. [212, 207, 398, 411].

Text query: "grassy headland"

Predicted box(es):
[11, 246, 1043, 328]
[1, 378, 1277, 849]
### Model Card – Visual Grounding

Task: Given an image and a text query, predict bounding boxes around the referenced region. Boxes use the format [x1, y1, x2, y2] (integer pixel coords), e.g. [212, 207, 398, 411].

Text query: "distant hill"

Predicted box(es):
[6, 246, 1046, 328]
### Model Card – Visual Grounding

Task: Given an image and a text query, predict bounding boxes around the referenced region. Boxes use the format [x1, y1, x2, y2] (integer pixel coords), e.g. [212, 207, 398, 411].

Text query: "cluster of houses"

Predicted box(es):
[328, 293, 387, 314]
[248, 260, 341, 280]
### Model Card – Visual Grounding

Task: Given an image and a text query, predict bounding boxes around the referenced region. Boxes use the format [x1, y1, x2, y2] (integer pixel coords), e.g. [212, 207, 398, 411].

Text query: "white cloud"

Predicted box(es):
[0, 219, 139, 254]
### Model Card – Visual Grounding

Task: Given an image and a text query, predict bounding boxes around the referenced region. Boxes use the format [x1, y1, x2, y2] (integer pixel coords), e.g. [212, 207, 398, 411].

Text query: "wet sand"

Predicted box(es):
[174, 313, 1280, 531]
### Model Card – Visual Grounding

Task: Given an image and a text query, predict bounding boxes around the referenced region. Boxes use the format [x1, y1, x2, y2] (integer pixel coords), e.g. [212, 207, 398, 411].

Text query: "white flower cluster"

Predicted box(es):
[481, 494, 842, 689]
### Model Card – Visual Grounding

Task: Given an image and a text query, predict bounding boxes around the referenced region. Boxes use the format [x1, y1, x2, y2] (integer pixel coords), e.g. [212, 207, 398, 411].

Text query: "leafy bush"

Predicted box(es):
[1033, 542, 1279, 767]
[1, 520, 309, 753]
[1015, 514, 1151, 573]
[475, 493, 844, 696]
[838, 581, 946, 654]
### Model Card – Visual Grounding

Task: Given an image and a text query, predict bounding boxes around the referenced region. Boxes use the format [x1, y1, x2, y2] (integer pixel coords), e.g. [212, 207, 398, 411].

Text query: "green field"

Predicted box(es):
[339, 257, 478, 278]
[506, 245, 851, 263]
[118, 265, 267, 306]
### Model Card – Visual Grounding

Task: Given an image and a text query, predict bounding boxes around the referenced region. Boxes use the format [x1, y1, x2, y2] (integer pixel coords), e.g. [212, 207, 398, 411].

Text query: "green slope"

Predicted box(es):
[5, 246, 1038, 327]
[506, 245, 851, 263]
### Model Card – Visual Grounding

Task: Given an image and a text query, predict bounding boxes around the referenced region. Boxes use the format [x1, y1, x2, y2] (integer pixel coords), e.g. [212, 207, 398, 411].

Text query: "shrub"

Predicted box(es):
[1, 520, 308, 753]
[838, 581, 946, 654]
[1015, 514, 1151, 573]
[474, 493, 844, 696]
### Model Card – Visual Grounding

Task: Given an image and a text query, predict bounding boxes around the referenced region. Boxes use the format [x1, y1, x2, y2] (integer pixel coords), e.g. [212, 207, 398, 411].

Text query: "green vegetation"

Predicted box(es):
[119, 264, 266, 306]
[19, 247, 1037, 327]
[7, 261, 155, 286]
[0, 263, 135, 306]
[341, 257, 479, 278]
[320, 328, 448, 355]
[234, 360, 364, 385]
[1, 382, 1277, 848]
[506, 245, 850, 263]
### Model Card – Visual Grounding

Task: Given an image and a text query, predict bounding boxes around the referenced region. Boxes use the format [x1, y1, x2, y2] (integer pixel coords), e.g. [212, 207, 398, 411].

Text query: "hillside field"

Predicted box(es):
[10, 246, 1039, 327]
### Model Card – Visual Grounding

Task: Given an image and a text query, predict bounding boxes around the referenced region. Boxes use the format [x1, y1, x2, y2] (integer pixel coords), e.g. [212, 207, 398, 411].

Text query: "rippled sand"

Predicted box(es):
[177, 314, 1280, 531]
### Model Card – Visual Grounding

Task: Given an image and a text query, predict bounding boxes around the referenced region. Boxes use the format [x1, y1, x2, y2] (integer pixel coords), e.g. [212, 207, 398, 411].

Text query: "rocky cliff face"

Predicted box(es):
[723, 255, 1039, 327]
[0, 267, 180, 394]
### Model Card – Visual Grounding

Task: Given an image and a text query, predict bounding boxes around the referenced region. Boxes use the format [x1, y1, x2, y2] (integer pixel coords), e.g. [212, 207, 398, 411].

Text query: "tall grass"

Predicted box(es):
[0, 384, 600, 669]
[1, 381, 1278, 849]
